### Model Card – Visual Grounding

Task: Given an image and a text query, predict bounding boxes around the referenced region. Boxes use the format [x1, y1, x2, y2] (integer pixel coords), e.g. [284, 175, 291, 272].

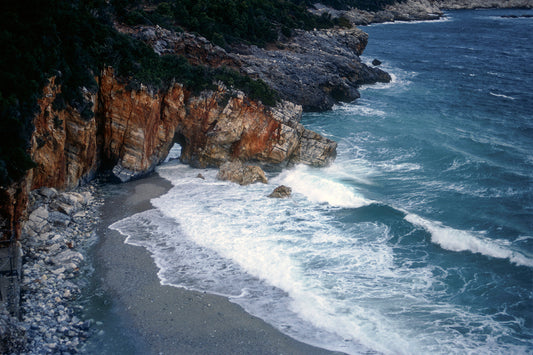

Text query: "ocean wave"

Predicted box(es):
[278, 165, 374, 208]
[376, 162, 421, 173]
[332, 102, 386, 117]
[404, 214, 533, 268]
[489, 92, 516, 100]
[443, 158, 471, 172]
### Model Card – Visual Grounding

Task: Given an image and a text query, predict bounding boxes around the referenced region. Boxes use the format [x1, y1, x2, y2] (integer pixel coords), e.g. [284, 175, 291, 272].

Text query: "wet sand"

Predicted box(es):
[90, 173, 340, 354]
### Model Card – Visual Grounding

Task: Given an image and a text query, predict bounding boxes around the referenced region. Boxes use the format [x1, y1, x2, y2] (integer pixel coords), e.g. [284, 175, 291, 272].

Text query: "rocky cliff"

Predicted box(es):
[0, 67, 336, 239]
[127, 25, 391, 112]
[311, 0, 532, 25]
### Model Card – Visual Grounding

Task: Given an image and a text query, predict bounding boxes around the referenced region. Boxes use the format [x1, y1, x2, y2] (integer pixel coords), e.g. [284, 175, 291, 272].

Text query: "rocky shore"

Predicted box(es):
[1, 184, 102, 354]
[1, 2, 530, 353]
[310, 0, 533, 25]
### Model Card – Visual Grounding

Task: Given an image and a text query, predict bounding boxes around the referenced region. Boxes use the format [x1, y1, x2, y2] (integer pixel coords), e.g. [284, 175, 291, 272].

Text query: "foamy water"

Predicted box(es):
[111, 9, 533, 354]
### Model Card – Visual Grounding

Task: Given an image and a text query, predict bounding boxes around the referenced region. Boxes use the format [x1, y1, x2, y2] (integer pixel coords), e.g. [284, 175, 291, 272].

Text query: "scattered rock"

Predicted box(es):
[196, 173, 205, 180]
[15, 182, 102, 354]
[38, 187, 58, 199]
[217, 161, 268, 185]
[0, 310, 27, 354]
[268, 185, 292, 198]
[48, 211, 71, 227]
[372, 58, 382, 66]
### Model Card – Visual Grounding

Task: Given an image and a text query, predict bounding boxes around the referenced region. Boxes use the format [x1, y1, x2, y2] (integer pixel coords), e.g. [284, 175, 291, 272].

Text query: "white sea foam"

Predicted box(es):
[163, 143, 182, 162]
[276, 165, 373, 208]
[377, 162, 421, 173]
[405, 214, 533, 267]
[332, 102, 386, 117]
[365, 16, 452, 26]
[489, 92, 516, 100]
[109, 160, 533, 354]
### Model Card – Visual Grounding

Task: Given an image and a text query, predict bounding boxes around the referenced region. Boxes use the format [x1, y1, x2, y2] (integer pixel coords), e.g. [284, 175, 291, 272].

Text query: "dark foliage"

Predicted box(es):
[0, 0, 280, 186]
[305, 0, 406, 11]
[1, 0, 396, 185]
[114, 0, 338, 47]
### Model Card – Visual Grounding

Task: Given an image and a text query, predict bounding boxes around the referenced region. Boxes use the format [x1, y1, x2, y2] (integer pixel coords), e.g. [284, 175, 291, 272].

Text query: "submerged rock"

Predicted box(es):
[268, 185, 292, 198]
[217, 161, 268, 185]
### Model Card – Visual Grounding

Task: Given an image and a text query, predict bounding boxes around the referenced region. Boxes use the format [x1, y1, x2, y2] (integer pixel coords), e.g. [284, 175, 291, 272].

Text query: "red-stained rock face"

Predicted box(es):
[30, 77, 99, 191]
[2, 68, 336, 239]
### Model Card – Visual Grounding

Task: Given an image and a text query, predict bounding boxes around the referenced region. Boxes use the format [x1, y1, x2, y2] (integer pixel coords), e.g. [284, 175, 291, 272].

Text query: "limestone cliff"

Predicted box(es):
[0, 67, 336, 239]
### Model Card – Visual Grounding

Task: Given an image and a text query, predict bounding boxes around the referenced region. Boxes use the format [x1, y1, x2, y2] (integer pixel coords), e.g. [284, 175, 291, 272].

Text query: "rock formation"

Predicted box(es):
[231, 28, 391, 111]
[0, 66, 337, 239]
[268, 185, 292, 198]
[217, 160, 268, 185]
[123, 25, 391, 111]
[31, 68, 336, 186]
[311, 0, 532, 26]
[432, 0, 533, 10]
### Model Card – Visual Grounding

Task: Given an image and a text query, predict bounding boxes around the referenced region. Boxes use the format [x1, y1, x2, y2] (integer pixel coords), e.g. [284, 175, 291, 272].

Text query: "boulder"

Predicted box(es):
[268, 185, 292, 198]
[47, 211, 71, 227]
[217, 161, 268, 185]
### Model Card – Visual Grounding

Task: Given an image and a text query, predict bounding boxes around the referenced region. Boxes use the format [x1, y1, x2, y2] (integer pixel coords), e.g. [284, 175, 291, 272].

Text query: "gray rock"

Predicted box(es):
[50, 200, 76, 215]
[48, 211, 71, 227]
[232, 28, 391, 111]
[289, 127, 337, 167]
[268, 185, 292, 198]
[38, 187, 58, 199]
[52, 250, 84, 266]
[217, 161, 268, 185]
[60, 192, 85, 207]
[111, 162, 150, 183]
[29, 206, 49, 224]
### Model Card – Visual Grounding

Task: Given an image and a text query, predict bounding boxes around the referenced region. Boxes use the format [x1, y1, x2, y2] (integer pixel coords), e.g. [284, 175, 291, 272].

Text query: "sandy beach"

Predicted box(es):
[83, 172, 340, 354]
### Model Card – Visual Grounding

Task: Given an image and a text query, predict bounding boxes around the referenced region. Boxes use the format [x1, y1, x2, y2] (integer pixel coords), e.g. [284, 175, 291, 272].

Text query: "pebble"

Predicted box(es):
[11, 182, 104, 354]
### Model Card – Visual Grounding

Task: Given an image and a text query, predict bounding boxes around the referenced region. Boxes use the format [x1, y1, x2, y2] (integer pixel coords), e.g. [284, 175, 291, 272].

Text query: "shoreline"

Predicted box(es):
[84, 172, 340, 354]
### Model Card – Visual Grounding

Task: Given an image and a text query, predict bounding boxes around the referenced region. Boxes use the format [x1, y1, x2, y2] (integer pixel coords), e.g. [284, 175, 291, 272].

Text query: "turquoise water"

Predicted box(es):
[111, 10, 533, 354]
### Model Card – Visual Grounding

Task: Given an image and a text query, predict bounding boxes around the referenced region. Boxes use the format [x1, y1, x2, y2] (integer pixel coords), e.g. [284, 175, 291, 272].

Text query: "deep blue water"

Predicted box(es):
[111, 9, 533, 354]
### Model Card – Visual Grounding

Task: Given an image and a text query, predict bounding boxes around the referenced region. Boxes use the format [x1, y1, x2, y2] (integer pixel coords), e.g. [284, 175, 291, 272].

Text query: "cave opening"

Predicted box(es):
[167, 131, 186, 162]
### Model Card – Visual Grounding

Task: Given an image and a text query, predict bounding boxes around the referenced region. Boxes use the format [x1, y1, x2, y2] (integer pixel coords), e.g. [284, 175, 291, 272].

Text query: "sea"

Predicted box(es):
[110, 9, 533, 354]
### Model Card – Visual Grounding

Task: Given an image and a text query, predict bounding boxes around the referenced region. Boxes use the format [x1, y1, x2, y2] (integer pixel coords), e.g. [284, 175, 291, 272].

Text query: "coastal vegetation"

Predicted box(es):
[0, 0, 402, 185]
[303, 0, 405, 11]
[0, 0, 287, 186]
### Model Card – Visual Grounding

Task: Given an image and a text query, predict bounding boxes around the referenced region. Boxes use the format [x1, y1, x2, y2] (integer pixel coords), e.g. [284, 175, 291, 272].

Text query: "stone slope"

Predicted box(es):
[233, 28, 391, 111]
[125, 25, 391, 112]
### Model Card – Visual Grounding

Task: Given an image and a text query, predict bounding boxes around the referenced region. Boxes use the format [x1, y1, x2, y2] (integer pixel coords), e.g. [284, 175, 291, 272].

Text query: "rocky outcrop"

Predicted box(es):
[311, 0, 532, 26]
[0, 66, 336, 239]
[29, 68, 335, 186]
[30, 77, 98, 190]
[432, 0, 532, 10]
[340, 0, 442, 25]
[124, 24, 240, 69]
[123, 25, 390, 112]
[97, 70, 185, 182]
[217, 160, 268, 185]
[232, 28, 390, 111]
[268, 185, 292, 198]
